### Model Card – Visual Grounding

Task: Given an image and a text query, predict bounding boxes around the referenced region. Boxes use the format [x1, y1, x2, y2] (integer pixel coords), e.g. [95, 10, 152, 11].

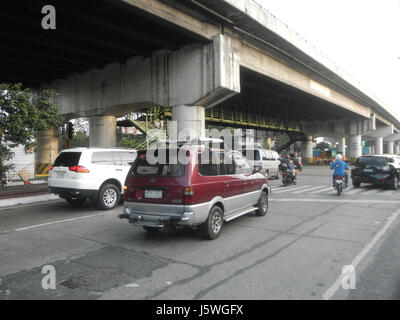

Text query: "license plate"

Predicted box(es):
[56, 171, 66, 178]
[363, 169, 373, 173]
[144, 190, 162, 199]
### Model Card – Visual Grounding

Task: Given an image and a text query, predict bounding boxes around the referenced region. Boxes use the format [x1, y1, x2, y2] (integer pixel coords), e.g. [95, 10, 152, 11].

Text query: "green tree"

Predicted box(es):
[0, 83, 63, 183]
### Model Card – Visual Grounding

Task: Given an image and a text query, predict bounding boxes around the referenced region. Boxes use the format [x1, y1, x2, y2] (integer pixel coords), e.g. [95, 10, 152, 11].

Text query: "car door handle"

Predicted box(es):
[224, 182, 230, 186]
[243, 181, 248, 185]
[115, 169, 123, 171]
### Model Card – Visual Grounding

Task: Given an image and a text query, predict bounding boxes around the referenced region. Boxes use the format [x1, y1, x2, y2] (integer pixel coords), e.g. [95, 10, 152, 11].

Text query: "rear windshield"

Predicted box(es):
[53, 152, 81, 167]
[242, 149, 260, 161]
[131, 153, 186, 177]
[356, 157, 388, 166]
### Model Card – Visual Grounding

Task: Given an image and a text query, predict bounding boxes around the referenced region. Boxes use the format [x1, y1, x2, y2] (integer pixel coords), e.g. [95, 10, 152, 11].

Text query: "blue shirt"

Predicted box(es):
[331, 160, 349, 176]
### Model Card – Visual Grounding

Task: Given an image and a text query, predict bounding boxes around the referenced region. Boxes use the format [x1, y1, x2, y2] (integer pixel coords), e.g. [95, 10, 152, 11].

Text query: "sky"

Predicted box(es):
[256, 0, 400, 119]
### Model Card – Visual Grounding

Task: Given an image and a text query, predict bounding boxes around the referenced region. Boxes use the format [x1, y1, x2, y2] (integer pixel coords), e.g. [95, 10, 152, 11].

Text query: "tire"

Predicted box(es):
[255, 191, 268, 216]
[352, 180, 361, 188]
[97, 183, 120, 210]
[391, 176, 399, 190]
[275, 170, 280, 180]
[336, 184, 342, 196]
[202, 206, 224, 240]
[65, 197, 86, 207]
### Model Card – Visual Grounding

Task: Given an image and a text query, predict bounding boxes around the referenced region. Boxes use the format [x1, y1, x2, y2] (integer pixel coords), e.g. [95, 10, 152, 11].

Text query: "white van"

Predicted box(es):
[48, 148, 137, 209]
[242, 148, 280, 179]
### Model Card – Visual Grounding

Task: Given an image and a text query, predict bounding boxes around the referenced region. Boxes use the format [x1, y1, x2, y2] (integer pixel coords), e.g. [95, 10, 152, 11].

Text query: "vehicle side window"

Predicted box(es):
[198, 152, 219, 176]
[120, 152, 137, 166]
[262, 151, 268, 161]
[221, 152, 235, 175]
[233, 153, 252, 174]
[91, 152, 115, 165]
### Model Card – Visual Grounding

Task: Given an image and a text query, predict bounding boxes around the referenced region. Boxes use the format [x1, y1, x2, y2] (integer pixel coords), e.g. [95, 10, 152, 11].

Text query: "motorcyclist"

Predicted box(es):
[330, 154, 349, 188]
[279, 155, 290, 172]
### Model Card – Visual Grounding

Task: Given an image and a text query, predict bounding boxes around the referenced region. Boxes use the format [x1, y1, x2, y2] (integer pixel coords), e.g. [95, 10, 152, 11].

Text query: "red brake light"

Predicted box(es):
[183, 187, 194, 204]
[69, 165, 89, 173]
[49, 166, 54, 171]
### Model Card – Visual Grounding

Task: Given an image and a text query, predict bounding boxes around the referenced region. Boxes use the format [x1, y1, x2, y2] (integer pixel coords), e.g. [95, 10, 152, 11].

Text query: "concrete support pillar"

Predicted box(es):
[36, 128, 59, 175]
[89, 115, 117, 147]
[375, 137, 383, 155]
[338, 137, 346, 156]
[387, 141, 394, 155]
[395, 142, 400, 154]
[348, 135, 362, 162]
[304, 136, 313, 163]
[370, 145, 375, 155]
[171, 105, 205, 139]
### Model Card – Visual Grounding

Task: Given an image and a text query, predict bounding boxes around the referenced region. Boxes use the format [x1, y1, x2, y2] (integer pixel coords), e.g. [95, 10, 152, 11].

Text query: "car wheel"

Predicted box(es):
[275, 170, 280, 179]
[202, 206, 223, 240]
[97, 183, 120, 210]
[255, 191, 269, 216]
[391, 176, 399, 190]
[352, 180, 361, 188]
[65, 197, 86, 207]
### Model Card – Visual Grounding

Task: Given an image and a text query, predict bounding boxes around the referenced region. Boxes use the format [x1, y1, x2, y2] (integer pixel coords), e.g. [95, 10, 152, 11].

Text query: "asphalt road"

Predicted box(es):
[0, 166, 399, 300]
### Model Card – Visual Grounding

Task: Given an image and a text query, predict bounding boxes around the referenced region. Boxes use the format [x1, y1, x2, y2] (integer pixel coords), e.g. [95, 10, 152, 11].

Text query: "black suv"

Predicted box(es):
[351, 155, 400, 189]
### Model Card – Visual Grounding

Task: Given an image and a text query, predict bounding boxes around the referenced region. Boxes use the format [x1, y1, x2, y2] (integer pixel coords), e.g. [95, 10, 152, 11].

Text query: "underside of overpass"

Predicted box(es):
[0, 0, 209, 87]
[0, 0, 392, 129]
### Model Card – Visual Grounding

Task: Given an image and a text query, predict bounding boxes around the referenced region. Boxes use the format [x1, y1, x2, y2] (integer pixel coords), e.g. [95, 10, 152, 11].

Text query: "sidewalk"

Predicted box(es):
[0, 194, 60, 208]
[0, 183, 59, 208]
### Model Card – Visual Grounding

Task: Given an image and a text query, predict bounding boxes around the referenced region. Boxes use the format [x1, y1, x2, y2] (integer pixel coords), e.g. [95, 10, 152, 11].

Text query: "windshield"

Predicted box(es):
[131, 151, 186, 177]
[356, 157, 388, 166]
[53, 152, 81, 167]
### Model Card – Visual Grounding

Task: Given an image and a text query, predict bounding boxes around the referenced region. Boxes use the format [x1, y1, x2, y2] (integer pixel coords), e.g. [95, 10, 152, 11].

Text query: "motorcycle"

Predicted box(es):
[334, 175, 345, 196]
[294, 159, 303, 171]
[282, 169, 297, 186]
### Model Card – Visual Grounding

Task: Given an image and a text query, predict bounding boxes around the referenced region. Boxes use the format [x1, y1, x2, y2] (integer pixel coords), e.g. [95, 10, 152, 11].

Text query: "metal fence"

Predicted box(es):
[0, 145, 49, 198]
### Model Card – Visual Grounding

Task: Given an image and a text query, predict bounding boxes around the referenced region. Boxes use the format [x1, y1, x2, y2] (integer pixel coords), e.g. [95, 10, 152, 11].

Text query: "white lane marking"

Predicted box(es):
[272, 185, 312, 194]
[292, 186, 327, 194]
[269, 199, 400, 204]
[14, 212, 113, 232]
[322, 206, 400, 300]
[311, 186, 335, 194]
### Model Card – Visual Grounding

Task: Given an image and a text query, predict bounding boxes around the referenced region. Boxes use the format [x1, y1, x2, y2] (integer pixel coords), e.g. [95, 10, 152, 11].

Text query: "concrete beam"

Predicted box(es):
[52, 34, 240, 117]
[384, 133, 400, 142]
[367, 125, 394, 138]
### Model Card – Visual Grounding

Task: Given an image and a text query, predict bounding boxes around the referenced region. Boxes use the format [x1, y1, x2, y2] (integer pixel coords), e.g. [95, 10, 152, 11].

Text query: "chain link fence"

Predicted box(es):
[0, 145, 49, 199]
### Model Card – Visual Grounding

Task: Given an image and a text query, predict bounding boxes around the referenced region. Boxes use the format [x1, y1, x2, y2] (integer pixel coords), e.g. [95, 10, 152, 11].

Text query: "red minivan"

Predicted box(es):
[119, 140, 271, 239]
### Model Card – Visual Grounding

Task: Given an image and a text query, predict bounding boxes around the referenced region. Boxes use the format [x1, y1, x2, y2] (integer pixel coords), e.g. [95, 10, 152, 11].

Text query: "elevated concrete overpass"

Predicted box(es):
[1, 0, 400, 165]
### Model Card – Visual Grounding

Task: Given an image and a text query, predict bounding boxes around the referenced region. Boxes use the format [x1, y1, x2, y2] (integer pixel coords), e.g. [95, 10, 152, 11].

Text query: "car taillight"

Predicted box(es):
[49, 166, 54, 171]
[69, 165, 89, 173]
[183, 187, 194, 204]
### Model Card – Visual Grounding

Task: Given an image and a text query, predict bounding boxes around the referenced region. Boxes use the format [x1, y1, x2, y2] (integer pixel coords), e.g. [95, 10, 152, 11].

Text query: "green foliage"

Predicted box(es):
[0, 83, 63, 180]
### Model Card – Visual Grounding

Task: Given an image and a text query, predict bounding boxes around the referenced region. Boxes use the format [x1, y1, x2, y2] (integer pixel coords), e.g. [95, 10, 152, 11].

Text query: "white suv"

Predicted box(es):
[48, 148, 137, 209]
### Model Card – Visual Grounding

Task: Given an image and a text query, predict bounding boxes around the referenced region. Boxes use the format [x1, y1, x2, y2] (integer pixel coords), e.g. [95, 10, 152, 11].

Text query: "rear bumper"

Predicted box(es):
[351, 174, 392, 184]
[49, 186, 98, 201]
[119, 206, 194, 227]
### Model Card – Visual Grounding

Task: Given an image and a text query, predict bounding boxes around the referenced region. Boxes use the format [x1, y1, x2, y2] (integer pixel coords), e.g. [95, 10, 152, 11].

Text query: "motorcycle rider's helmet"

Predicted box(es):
[335, 154, 343, 161]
